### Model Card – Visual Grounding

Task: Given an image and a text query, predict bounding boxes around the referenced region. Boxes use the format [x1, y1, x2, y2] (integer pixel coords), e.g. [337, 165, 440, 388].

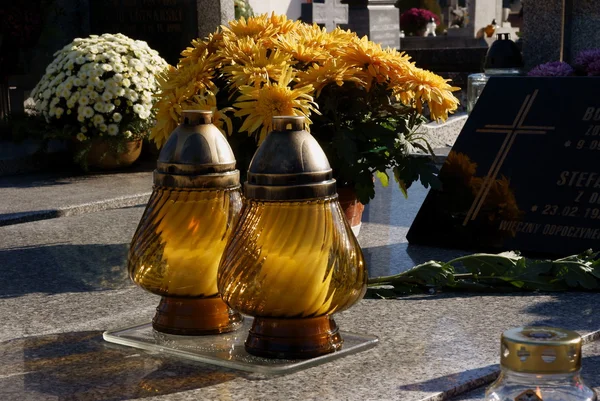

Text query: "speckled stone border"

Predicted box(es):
[0, 192, 151, 227]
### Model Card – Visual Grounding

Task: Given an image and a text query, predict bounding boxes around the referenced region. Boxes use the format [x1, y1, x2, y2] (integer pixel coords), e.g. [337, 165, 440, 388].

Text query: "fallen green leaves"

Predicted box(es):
[365, 249, 600, 299]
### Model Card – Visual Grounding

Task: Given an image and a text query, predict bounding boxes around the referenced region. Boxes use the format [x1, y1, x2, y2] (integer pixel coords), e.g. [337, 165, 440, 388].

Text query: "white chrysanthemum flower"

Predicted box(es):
[76, 133, 87, 141]
[107, 124, 119, 136]
[124, 130, 133, 138]
[132, 104, 144, 116]
[93, 114, 104, 126]
[93, 102, 105, 113]
[83, 106, 95, 118]
[31, 33, 167, 141]
[127, 89, 139, 102]
[139, 109, 151, 119]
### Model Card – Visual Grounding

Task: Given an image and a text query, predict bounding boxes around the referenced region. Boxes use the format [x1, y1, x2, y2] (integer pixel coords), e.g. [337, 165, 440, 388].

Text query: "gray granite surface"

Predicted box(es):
[0, 170, 152, 226]
[523, 0, 600, 70]
[2, 172, 600, 400]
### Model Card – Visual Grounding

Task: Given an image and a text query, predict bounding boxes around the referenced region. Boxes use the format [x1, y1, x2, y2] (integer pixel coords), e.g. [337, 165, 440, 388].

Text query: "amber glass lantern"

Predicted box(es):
[217, 116, 367, 359]
[128, 110, 243, 335]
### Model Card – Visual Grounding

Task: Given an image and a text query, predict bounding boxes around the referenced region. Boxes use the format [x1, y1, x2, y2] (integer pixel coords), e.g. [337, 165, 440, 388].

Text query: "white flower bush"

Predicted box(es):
[31, 33, 169, 143]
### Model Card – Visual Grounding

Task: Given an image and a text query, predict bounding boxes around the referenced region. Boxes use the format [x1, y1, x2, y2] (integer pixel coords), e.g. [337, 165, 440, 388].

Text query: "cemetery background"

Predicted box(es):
[2, 0, 600, 400]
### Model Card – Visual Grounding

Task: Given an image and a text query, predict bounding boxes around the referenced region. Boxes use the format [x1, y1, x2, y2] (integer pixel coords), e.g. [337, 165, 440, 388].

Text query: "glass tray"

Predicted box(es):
[103, 317, 378, 375]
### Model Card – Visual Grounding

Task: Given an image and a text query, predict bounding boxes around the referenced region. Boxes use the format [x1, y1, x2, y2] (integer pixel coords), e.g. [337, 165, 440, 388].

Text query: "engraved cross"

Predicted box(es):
[308, 0, 349, 32]
[463, 89, 556, 226]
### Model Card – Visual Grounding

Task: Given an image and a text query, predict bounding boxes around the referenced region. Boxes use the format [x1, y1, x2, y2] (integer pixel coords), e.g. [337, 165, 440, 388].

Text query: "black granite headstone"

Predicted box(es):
[407, 77, 600, 257]
[89, 0, 198, 65]
[340, 0, 400, 49]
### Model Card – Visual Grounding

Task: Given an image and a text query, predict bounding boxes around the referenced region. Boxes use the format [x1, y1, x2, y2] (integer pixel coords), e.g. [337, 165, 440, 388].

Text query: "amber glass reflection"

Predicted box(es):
[129, 186, 242, 297]
[218, 196, 367, 318]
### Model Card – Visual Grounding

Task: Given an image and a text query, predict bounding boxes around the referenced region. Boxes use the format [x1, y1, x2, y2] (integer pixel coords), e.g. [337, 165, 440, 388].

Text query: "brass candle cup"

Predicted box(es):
[217, 116, 367, 358]
[128, 110, 243, 335]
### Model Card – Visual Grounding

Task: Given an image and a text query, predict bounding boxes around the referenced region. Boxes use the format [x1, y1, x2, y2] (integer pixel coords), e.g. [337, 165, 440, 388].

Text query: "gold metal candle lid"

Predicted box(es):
[154, 110, 240, 189]
[245, 116, 337, 201]
[501, 326, 582, 374]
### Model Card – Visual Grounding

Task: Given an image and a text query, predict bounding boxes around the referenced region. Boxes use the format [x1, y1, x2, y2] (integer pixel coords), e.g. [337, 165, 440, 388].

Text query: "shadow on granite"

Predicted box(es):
[0, 243, 130, 298]
[398, 364, 498, 400]
[363, 241, 469, 278]
[0, 331, 240, 400]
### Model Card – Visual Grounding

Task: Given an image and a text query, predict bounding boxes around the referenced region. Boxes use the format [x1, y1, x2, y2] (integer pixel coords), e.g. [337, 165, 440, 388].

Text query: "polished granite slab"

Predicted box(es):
[0, 169, 152, 225]
[2, 182, 600, 400]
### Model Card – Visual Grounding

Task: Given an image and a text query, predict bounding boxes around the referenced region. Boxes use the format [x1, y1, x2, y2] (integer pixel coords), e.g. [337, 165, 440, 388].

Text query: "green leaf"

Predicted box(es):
[375, 170, 389, 187]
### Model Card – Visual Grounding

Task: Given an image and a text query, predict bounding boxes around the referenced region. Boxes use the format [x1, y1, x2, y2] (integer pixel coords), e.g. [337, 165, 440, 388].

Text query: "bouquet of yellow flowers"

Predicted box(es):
[151, 14, 459, 203]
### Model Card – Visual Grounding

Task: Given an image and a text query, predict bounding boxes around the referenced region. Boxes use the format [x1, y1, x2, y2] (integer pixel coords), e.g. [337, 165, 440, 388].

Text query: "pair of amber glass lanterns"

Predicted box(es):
[128, 110, 367, 359]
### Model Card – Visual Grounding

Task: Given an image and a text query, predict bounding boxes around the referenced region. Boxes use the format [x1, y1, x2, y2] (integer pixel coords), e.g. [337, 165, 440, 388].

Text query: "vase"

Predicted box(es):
[337, 186, 365, 236]
[76, 138, 143, 170]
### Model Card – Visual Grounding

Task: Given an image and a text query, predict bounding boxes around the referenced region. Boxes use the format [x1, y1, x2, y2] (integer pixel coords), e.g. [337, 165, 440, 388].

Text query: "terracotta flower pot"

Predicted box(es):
[76, 138, 143, 170]
[337, 186, 365, 236]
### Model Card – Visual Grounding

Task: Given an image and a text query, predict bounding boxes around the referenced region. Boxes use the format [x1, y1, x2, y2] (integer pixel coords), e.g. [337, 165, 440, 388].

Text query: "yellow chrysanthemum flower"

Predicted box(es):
[160, 54, 217, 96]
[220, 38, 292, 87]
[394, 67, 460, 121]
[277, 33, 329, 64]
[222, 13, 300, 44]
[337, 36, 402, 90]
[234, 67, 318, 142]
[296, 59, 364, 97]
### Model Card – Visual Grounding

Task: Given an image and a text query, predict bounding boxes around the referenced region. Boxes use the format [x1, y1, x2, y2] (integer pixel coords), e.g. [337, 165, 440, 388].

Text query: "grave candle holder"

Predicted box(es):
[128, 110, 243, 335]
[217, 116, 368, 359]
[485, 326, 595, 401]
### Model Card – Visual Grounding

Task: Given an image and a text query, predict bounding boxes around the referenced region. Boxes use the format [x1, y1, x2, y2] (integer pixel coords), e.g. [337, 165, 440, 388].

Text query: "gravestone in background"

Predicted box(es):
[340, 0, 400, 49]
[300, 0, 349, 32]
[407, 77, 600, 257]
[523, 0, 600, 70]
[90, 0, 211, 66]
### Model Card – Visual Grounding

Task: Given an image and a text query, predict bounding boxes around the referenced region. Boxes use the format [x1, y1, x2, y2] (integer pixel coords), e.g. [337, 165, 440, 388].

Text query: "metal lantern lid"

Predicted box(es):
[154, 110, 240, 189]
[244, 116, 337, 201]
[484, 33, 523, 70]
[501, 326, 582, 374]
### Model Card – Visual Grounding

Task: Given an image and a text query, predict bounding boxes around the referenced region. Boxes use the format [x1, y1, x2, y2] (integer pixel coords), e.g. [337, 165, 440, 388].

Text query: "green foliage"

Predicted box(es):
[311, 84, 440, 204]
[365, 249, 600, 299]
[234, 0, 254, 19]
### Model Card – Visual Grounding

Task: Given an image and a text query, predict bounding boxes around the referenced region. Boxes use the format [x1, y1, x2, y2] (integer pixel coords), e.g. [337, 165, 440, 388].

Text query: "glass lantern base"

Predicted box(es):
[245, 316, 342, 359]
[103, 317, 378, 375]
[152, 296, 242, 335]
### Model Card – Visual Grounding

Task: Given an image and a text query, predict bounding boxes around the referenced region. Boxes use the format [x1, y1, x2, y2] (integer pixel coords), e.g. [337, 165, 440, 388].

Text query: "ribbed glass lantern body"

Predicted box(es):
[127, 110, 243, 335]
[218, 196, 366, 318]
[129, 186, 242, 298]
[216, 115, 367, 358]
